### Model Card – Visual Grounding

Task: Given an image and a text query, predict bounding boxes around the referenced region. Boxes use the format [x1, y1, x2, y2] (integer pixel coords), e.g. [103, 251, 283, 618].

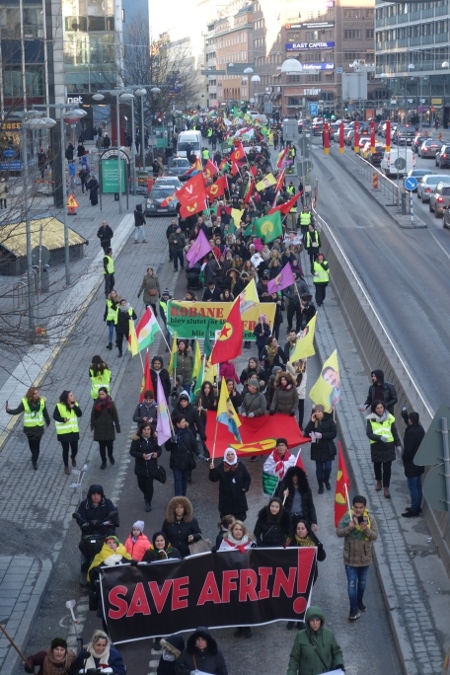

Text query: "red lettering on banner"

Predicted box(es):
[272, 567, 296, 598]
[258, 567, 272, 600]
[148, 580, 172, 614]
[180, 307, 189, 316]
[297, 548, 315, 593]
[126, 583, 151, 617]
[239, 569, 258, 602]
[108, 585, 129, 620]
[172, 576, 189, 610]
[207, 308, 216, 318]
[221, 570, 239, 603]
[245, 320, 256, 332]
[198, 572, 222, 605]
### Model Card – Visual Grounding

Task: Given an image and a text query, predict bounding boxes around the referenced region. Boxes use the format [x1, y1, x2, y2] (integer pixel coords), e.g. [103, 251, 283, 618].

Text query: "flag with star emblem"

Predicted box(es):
[209, 298, 243, 365]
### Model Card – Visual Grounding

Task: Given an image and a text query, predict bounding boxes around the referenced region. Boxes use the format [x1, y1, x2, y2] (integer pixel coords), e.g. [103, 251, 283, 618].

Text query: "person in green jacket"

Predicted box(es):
[286, 605, 344, 675]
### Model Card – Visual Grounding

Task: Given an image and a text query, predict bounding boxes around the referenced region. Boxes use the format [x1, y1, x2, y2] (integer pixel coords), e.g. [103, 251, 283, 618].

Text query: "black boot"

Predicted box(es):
[318, 483, 324, 494]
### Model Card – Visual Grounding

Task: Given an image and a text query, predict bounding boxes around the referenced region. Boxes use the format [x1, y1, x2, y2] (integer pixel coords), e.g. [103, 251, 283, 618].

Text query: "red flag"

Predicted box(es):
[185, 157, 202, 175]
[231, 161, 242, 176]
[243, 179, 255, 204]
[202, 159, 218, 182]
[295, 450, 306, 472]
[206, 175, 227, 199]
[334, 441, 351, 527]
[250, 165, 258, 177]
[275, 168, 285, 194]
[176, 173, 207, 217]
[210, 298, 244, 365]
[160, 193, 176, 208]
[139, 350, 153, 402]
[276, 146, 289, 168]
[230, 141, 246, 164]
[268, 191, 302, 215]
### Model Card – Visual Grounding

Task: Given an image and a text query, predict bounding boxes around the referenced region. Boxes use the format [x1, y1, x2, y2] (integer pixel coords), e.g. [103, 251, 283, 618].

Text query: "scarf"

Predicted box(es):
[94, 395, 112, 413]
[294, 534, 316, 547]
[42, 649, 76, 675]
[83, 645, 111, 671]
[273, 448, 292, 480]
[266, 345, 277, 365]
[223, 534, 251, 553]
[87, 542, 131, 580]
[223, 449, 238, 466]
[149, 543, 174, 559]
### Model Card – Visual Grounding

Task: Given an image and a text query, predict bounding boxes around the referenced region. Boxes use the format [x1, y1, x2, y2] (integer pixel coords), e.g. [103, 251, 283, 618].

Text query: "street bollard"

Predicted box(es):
[373, 173, 379, 190]
[410, 191, 414, 224]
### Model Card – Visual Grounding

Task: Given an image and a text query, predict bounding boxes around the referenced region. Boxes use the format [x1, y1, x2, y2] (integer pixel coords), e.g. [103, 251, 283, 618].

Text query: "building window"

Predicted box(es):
[344, 30, 360, 39]
[366, 29, 374, 39]
[288, 74, 300, 83]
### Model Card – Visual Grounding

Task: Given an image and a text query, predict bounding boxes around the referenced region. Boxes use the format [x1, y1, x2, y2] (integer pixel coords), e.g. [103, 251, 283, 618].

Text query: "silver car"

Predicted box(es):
[417, 174, 449, 203]
[429, 182, 450, 217]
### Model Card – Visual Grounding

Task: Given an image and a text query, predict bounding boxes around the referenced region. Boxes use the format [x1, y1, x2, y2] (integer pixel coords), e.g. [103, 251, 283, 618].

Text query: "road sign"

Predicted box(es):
[415, 404, 450, 465]
[337, 67, 343, 74]
[394, 157, 406, 170]
[404, 176, 418, 191]
[308, 103, 319, 115]
[67, 194, 79, 208]
[31, 245, 50, 266]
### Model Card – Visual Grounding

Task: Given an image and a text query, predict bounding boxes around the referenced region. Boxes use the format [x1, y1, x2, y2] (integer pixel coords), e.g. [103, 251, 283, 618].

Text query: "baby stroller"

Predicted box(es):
[186, 261, 202, 290]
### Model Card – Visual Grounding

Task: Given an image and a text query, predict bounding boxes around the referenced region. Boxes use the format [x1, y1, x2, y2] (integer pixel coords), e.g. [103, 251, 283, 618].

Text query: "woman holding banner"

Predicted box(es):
[176, 627, 228, 674]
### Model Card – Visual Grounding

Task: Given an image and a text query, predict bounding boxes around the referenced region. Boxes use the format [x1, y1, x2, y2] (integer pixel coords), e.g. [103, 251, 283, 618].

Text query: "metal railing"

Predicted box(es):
[349, 152, 401, 208]
[12, 269, 38, 307]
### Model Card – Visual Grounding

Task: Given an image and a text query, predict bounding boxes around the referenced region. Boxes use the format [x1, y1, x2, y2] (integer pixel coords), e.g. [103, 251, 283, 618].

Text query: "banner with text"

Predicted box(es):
[100, 548, 316, 644]
[167, 301, 276, 340]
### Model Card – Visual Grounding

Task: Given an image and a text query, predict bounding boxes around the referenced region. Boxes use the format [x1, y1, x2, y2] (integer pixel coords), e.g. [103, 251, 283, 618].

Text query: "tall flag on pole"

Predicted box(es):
[168, 333, 178, 375]
[267, 261, 295, 295]
[334, 441, 351, 527]
[216, 377, 242, 442]
[244, 212, 283, 243]
[276, 146, 289, 168]
[192, 341, 202, 382]
[127, 318, 138, 356]
[139, 349, 153, 401]
[289, 314, 317, 362]
[156, 373, 173, 446]
[136, 307, 161, 352]
[186, 229, 212, 268]
[309, 349, 340, 412]
[255, 173, 276, 192]
[268, 192, 302, 216]
[210, 298, 244, 365]
[239, 278, 259, 313]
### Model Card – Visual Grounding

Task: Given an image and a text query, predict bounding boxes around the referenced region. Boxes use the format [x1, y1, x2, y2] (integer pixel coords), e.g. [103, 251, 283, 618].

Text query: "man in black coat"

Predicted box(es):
[96, 220, 114, 252]
[400, 409, 425, 518]
[171, 393, 206, 441]
[359, 369, 398, 415]
[72, 484, 118, 534]
[209, 448, 251, 520]
[202, 281, 222, 302]
[166, 415, 206, 496]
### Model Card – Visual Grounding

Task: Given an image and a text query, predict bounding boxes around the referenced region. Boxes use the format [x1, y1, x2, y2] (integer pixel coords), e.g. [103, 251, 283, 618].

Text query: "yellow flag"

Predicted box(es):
[309, 349, 341, 413]
[216, 377, 242, 441]
[168, 333, 178, 375]
[289, 315, 317, 362]
[239, 277, 259, 313]
[192, 340, 202, 381]
[256, 173, 276, 192]
[127, 319, 139, 357]
[204, 358, 218, 383]
[231, 208, 244, 227]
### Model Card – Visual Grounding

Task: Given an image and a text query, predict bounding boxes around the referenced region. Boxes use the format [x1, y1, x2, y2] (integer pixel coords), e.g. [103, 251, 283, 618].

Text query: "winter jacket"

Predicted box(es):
[366, 411, 400, 463]
[209, 461, 251, 517]
[73, 485, 119, 532]
[275, 467, 318, 526]
[162, 497, 202, 558]
[176, 352, 194, 386]
[254, 505, 291, 547]
[90, 399, 120, 441]
[401, 410, 425, 478]
[270, 371, 298, 415]
[287, 606, 344, 675]
[175, 627, 228, 675]
[116, 305, 137, 335]
[240, 366, 268, 392]
[171, 401, 205, 439]
[261, 345, 286, 373]
[151, 356, 172, 401]
[132, 400, 158, 427]
[124, 532, 151, 561]
[134, 204, 146, 227]
[286, 361, 308, 400]
[241, 390, 267, 417]
[138, 274, 160, 306]
[72, 646, 126, 675]
[364, 369, 398, 414]
[165, 427, 201, 471]
[24, 649, 76, 675]
[253, 321, 271, 349]
[219, 361, 239, 383]
[304, 414, 337, 462]
[130, 435, 162, 477]
[336, 509, 378, 567]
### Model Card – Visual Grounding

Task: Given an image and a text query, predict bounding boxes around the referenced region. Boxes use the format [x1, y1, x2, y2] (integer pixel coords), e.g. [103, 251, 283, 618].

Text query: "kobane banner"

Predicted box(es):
[167, 301, 276, 340]
[100, 548, 317, 644]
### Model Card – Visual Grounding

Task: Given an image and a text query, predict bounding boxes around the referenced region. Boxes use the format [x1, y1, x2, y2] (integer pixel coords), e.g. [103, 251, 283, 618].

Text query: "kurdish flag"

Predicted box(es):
[156, 373, 173, 446]
[255, 173, 276, 192]
[309, 349, 341, 412]
[289, 314, 317, 362]
[245, 212, 282, 243]
[216, 376, 242, 442]
[192, 341, 202, 382]
[127, 319, 139, 357]
[334, 441, 351, 527]
[139, 349, 153, 401]
[136, 307, 161, 352]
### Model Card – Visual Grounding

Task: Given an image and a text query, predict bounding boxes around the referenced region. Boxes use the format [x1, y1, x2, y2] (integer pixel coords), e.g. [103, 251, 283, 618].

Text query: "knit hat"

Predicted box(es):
[51, 637, 67, 651]
[178, 391, 190, 402]
[132, 520, 144, 533]
[161, 289, 170, 296]
[160, 634, 185, 658]
[248, 377, 260, 390]
[314, 404, 325, 412]
[104, 535, 120, 545]
[276, 438, 288, 447]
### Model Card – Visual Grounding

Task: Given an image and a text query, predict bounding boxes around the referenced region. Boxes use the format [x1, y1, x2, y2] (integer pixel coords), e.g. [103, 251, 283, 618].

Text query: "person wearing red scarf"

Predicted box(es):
[90, 387, 121, 469]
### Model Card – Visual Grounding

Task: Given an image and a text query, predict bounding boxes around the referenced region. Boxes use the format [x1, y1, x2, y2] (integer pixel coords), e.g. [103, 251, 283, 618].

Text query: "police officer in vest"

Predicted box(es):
[366, 400, 401, 499]
[115, 298, 137, 358]
[312, 252, 329, 307]
[6, 387, 50, 469]
[202, 147, 210, 167]
[305, 223, 322, 274]
[53, 390, 82, 475]
[104, 290, 120, 350]
[299, 205, 314, 236]
[103, 248, 115, 298]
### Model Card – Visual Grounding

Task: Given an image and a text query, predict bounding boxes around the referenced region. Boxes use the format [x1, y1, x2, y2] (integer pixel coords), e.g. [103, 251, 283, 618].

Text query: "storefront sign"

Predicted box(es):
[286, 21, 334, 29]
[101, 159, 127, 193]
[301, 63, 334, 70]
[286, 42, 335, 50]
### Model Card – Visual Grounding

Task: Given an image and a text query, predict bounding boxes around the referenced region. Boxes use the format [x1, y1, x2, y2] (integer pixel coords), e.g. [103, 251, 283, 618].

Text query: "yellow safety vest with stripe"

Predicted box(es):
[22, 397, 46, 428]
[103, 255, 114, 275]
[313, 260, 329, 284]
[287, 185, 295, 195]
[55, 402, 80, 436]
[89, 368, 112, 399]
[105, 299, 118, 324]
[202, 149, 210, 160]
[300, 212, 312, 226]
[369, 414, 395, 444]
[306, 230, 319, 248]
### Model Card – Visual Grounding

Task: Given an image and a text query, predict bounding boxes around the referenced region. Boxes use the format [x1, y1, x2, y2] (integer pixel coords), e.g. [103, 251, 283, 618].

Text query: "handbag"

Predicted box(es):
[188, 537, 212, 555]
[328, 440, 337, 458]
[148, 288, 158, 296]
[154, 465, 167, 484]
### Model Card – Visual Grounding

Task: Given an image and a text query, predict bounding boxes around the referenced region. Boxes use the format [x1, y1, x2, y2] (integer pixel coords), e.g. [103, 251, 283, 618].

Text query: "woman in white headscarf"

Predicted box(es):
[72, 629, 126, 675]
[209, 448, 251, 521]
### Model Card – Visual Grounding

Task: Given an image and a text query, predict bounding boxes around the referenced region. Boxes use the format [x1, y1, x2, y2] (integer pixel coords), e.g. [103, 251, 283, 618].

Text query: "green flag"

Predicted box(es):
[251, 211, 283, 243]
[204, 321, 212, 359]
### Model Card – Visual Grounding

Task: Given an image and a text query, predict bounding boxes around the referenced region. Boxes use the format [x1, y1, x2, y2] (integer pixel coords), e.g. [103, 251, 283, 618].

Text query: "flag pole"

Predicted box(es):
[211, 420, 220, 463]
[343, 482, 352, 514]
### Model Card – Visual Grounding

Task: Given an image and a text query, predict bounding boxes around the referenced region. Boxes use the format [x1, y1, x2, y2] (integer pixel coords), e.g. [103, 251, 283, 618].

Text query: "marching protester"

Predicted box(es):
[89, 354, 112, 398]
[103, 290, 120, 351]
[151, 355, 172, 401]
[262, 438, 297, 495]
[132, 389, 158, 429]
[176, 627, 228, 674]
[275, 466, 318, 532]
[286, 606, 344, 674]
[365, 400, 401, 499]
[129, 422, 162, 512]
[72, 630, 126, 675]
[161, 496, 203, 558]
[5, 387, 50, 470]
[312, 252, 329, 308]
[254, 497, 290, 548]
[156, 634, 185, 675]
[269, 370, 298, 417]
[285, 519, 326, 587]
[165, 414, 207, 496]
[124, 520, 151, 561]
[53, 390, 82, 474]
[24, 638, 76, 675]
[97, 220, 114, 253]
[240, 378, 267, 418]
[115, 298, 137, 358]
[209, 448, 251, 521]
[336, 494, 379, 621]
[304, 404, 337, 494]
[90, 386, 121, 469]
[142, 531, 182, 561]
[137, 266, 160, 314]
[358, 369, 398, 415]
[400, 408, 425, 517]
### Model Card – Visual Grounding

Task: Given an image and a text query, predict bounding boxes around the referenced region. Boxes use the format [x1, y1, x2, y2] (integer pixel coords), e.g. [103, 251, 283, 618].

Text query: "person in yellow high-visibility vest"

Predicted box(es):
[5, 387, 50, 469]
[89, 355, 112, 398]
[53, 390, 83, 474]
[366, 400, 401, 499]
[103, 247, 115, 298]
[312, 252, 329, 307]
[104, 290, 120, 350]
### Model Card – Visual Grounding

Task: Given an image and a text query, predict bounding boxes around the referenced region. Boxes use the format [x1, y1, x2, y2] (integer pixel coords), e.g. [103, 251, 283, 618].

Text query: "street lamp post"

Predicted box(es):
[93, 91, 123, 214]
[120, 92, 135, 194]
[135, 88, 147, 169]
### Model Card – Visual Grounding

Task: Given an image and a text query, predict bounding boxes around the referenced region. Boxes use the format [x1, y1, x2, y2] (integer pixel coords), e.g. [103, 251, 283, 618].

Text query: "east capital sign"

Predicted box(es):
[286, 42, 335, 50]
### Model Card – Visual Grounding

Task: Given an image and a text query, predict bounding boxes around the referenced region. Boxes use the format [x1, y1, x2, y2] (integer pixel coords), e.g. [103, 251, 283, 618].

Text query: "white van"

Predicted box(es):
[177, 130, 203, 158]
[248, 111, 268, 126]
[380, 147, 414, 177]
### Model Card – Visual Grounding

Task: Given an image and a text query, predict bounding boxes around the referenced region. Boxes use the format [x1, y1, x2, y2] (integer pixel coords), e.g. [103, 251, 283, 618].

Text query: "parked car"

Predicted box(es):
[429, 182, 450, 217]
[163, 157, 192, 181]
[412, 135, 428, 153]
[153, 176, 182, 190]
[418, 139, 442, 159]
[443, 205, 450, 229]
[391, 124, 416, 145]
[312, 121, 324, 136]
[145, 183, 179, 216]
[333, 126, 351, 143]
[434, 144, 450, 169]
[367, 145, 385, 165]
[417, 174, 449, 202]
[404, 169, 435, 192]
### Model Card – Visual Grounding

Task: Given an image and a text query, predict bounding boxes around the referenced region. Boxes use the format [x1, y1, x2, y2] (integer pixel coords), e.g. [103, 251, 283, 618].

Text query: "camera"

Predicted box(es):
[357, 515, 365, 524]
